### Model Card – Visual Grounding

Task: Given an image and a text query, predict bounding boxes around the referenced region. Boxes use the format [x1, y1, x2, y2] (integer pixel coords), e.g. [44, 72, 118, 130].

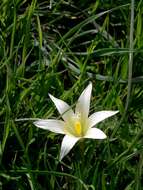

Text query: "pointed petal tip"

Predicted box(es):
[48, 93, 55, 100]
[59, 154, 63, 162]
[75, 82, 93, 117]
[111, 110, 119, 116]
[59, 135, 80, 161]
[89, 81, 92, 86]
[85, 128, 107, 139]
[108, 110, 119, 115]
[103, 133, 107, 139]
[48, 93, 74, 121]
[33, 119, 65, 134]
[33, 120, 39, 126]
[89, 110, 119, 128]
[83, 81, 92, 93]
[87, 81, 92, 90]
[48, 93, 56, 103]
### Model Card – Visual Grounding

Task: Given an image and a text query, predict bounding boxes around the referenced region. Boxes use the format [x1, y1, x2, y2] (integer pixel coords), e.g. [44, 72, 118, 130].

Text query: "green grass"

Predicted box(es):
[0, 0, 143, 189]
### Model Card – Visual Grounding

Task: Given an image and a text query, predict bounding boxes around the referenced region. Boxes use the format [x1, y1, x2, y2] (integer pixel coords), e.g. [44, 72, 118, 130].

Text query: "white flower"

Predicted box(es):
[34, 83, 118, 161]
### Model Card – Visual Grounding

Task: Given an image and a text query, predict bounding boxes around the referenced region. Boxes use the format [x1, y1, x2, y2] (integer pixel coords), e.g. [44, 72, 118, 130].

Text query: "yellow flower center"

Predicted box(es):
[74, 121, 81, 136]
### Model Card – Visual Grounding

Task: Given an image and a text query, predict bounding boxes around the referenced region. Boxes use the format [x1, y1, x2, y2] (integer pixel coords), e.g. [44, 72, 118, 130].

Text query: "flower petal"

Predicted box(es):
[34, 119, 65, 134]
[60, 135, 80, 161]
[84, 127, 107, 139]
[75, 82, 92, 118]
[49, 94, 74, 121]
[89, 111, 119, 128]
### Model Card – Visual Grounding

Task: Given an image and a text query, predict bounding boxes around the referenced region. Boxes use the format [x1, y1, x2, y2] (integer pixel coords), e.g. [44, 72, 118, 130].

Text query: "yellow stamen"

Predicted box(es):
[74, 121, 81, 136]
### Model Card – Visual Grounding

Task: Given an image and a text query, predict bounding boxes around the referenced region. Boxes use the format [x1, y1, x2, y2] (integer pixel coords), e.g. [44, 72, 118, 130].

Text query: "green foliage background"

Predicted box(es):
[0, 0, 143, 189]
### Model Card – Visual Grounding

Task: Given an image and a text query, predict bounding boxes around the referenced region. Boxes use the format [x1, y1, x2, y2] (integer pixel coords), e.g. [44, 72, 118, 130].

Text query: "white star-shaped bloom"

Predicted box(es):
[34, 83, 118, 161]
